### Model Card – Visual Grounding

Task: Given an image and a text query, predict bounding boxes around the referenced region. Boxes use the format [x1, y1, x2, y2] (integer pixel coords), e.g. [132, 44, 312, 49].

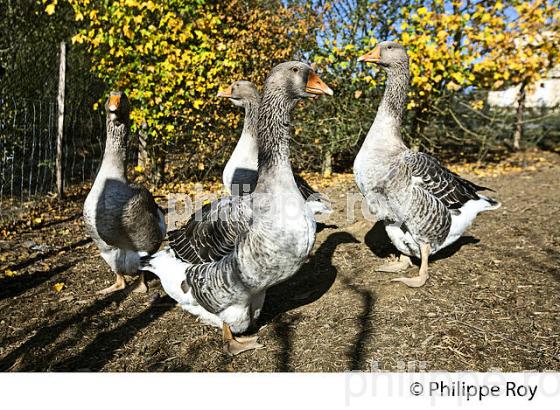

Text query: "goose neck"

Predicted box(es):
[365, 63, 410, 151]
[100, 119, 128, 179]
[377, 64, 409, 125]
[242, 99, 260, 140]
[256, 91, 294, 183]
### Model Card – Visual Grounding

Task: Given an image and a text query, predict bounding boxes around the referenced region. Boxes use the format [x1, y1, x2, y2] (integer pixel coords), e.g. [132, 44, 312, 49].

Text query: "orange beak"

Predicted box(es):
[108, 94, 121, 111]
[305, 71, 333, 96]
[217, 85, 233, 98]
[357, 45, 381, 63]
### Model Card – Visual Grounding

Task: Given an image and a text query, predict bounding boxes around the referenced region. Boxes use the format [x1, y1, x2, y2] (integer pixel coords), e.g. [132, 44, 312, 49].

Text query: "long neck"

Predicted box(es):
[365, 62, 410, 151]
[241, 100, 259, 144]
[255, 90, 296, 189]
[100, 118, 128, 180]
[232, 100, 259, 158]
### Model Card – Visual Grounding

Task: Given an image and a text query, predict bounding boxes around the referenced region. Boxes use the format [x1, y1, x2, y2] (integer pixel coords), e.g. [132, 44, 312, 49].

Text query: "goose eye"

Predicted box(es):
[388, 46, 393, 50]
[291, 67, 299, 73]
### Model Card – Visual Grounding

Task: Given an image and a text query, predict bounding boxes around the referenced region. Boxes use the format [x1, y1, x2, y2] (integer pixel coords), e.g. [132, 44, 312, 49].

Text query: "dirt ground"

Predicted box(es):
[1, 150, 559, 372]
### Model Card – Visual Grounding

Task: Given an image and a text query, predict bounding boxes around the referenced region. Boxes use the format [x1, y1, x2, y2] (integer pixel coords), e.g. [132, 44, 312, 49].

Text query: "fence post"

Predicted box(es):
[56, 41, 66, 198]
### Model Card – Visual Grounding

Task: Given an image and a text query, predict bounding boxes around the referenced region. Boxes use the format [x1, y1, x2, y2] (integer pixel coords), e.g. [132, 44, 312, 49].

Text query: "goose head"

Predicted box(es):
[264, 61, 333, 105]
[105, 91, 130, 124]
[217, 80, 260, 108]
[358, 41, 409, 72]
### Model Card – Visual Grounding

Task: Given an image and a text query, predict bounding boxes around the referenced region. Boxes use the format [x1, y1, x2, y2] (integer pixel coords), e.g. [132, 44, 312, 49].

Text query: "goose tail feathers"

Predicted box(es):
[478, 195, 501, 211]
[140, 248, 192, 304]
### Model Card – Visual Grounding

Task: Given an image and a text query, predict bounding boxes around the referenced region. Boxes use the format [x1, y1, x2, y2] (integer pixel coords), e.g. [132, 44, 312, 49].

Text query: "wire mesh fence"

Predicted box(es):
[0, 96, 106, 204]
[0, 94, 558, 207]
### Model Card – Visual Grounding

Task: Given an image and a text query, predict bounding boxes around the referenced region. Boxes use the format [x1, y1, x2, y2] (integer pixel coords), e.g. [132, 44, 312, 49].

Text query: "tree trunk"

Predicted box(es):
[513, 82, 527, 151]
[56, 41, 66, 199]
[322, 149, 332, 178]
[137, 122, 149, 170]
[148, 142, 166, 184]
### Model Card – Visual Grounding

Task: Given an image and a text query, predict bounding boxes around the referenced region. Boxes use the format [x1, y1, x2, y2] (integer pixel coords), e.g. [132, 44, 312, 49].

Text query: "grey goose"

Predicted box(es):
[141, 62, 333, 355]
[354, 42, 500, 287]
[218, 80, 332, 214]
[83, 91, 166, 294]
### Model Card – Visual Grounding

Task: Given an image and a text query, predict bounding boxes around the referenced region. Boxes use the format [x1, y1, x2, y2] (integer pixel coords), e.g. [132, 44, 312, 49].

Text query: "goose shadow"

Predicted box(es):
[364, 221, 398, 258]
[258, 231, 360, 326]
[316, 222, 338, 234]
[430, 235, 480, 262]
[339, 275, 377, 371]
[256, 232, 358, 371]
[364, 220, 480, 263]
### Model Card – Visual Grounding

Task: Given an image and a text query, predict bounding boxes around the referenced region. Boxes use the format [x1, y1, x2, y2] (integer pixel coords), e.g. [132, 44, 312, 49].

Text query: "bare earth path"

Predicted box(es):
[1, 151, 559, 371]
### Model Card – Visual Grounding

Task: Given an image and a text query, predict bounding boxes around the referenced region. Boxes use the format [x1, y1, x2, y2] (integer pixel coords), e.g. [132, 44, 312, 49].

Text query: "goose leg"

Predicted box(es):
[376, 254, 413, 273]
[96, 273, 126, 295]
[222, 323, 263, 356]
[132, 272, 148, 294]
[392, 244, 431, 288]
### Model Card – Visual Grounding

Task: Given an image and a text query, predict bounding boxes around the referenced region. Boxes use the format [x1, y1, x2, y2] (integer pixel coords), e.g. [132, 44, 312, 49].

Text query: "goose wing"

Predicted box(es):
[167, 195, 253, 264]
[294, 173, 332, 212]
[294, 173, 319, 200]
[95, 182, 165, 254]
[403, 151, 490, 210]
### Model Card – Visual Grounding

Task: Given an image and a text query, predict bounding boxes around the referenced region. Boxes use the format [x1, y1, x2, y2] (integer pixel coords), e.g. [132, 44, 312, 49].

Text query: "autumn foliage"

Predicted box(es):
[43, 0, 316, 177]
[39, 0, 560, 178]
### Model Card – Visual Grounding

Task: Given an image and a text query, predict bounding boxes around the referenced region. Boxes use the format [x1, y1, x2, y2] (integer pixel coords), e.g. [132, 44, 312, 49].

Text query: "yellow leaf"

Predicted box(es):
[5, 269, 15, 277]
[53, 282, 65, 292]
[451, 72, 465, 83]
[134, 165, 144, 173]
[446, 81, 461, 91]
[123, 25, 134, 40]
[45, 3, 56, 15]
[34, 217, 42, 224]
[470, 100, 484, 110]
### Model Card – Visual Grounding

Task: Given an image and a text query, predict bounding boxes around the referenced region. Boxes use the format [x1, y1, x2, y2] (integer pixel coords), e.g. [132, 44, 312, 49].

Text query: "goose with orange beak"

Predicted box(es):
[217, 79, 332, 215]
[141, 62, 333, 355]
[84, 91, 166, 295]
[353, 41, 500, 287]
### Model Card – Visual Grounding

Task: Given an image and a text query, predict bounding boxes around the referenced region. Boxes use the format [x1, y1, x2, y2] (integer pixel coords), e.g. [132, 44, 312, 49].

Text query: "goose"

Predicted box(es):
[83, 91, 166, 294]
[354, 41, 500, 287]
[218, 80, 260, 195]
[218, 80, 332, 214]
[141, 62, 333, 355]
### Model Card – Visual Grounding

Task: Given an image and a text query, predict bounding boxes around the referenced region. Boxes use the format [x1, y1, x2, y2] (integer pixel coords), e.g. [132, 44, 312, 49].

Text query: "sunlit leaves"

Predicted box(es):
[393, 0, 559, 113]
[51, 0, 315, 177]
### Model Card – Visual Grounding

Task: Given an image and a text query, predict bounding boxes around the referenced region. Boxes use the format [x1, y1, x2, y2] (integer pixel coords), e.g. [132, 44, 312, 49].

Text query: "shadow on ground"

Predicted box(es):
[259, 231, 359, 371]
[364, 220, 480, 263]
[0, 287, 172, 371]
